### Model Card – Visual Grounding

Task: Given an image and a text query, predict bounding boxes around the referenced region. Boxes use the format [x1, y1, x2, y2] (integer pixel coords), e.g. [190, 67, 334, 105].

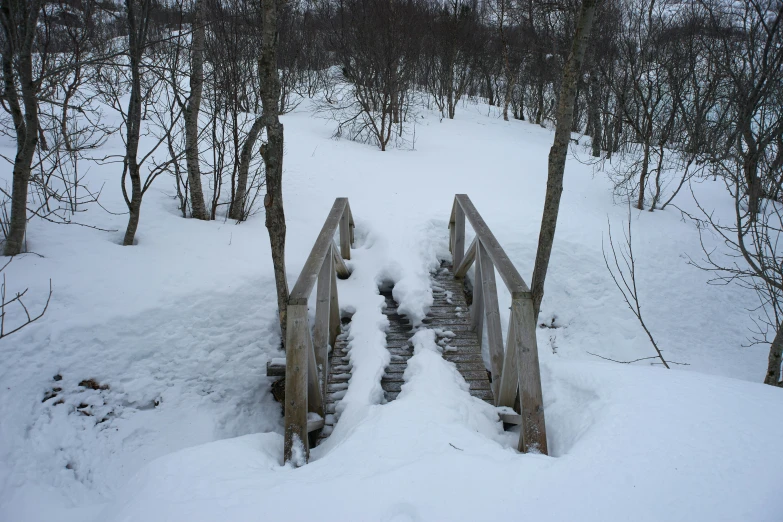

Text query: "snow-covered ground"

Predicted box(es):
[1, 99, 781, 521]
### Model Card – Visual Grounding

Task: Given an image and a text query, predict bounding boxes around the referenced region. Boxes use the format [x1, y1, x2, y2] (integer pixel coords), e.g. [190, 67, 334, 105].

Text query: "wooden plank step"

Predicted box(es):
[435, 336, 481, 346]
[453, 361, 488, 372]
[387, 332, 413, 341]
[422, 316, 472, 327]
[384, 313, 411, 322]
[427, 307, 469, 315]
[382, 381, 404, 393]
[470, 389, 495, 402]
[433, 296, 468, 304]
[466, 379, 492, 391]
[443, 353, 485, 363]
[427, 322, 474, 331]
[461, 370, 491, 380]
[389, 346, 414, 356]
[307, 417, 325, 432]
[266, 359, 286, 377]
[500, 412, 523, 425]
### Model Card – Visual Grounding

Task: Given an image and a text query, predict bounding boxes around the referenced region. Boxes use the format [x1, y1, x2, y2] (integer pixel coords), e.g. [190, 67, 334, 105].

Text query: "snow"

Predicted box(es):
[1, 97, 781, 521]
[102, 364, 783, 522]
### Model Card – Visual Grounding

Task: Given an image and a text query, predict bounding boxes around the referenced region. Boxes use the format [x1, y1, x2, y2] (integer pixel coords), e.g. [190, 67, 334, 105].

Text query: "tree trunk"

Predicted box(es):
[485, 72, 494, 106]
[535, 81, 544, 125]
[122, 0, 149, 246]
[229, 116, 264, 221]
[122, 167, 142, 245]
[530, 0, 599, 318]
[637, 123, 653, 210]
[259, 0, 289, 345]
[589, 68, 602, 157]
[745, 156, 761, 218]
[765, 325, 783, 386]
[503, 79, 512, 122]
[184, 0, 209, 220]
[1, 1, 41, 257]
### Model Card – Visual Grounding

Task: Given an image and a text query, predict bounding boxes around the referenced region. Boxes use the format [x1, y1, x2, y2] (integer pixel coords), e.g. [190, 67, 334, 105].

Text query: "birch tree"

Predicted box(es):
[530, 0, 600, 316]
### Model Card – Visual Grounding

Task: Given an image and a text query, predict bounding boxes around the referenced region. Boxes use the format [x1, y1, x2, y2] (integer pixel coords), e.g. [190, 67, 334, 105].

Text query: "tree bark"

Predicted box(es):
[765, 325, 783, 386]
[530, 0, 599, 318]
[637, 138, 651, 210]
[259, 0, 289, 345]
[535, 81, 544, 125]
[184, 0, 209, 220]
[589, 67, 602, 157]
[1, 0, 42, 256]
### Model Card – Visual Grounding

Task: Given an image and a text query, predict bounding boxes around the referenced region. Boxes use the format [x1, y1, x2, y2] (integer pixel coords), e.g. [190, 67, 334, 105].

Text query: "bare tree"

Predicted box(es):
[94, 0, 181, 245]
[319, 0, 422, 150]
[600, 215, 671, 368]
[183, 0, 209, 220]
[530, 0, 599, 316]
[259, 0, 289, 343]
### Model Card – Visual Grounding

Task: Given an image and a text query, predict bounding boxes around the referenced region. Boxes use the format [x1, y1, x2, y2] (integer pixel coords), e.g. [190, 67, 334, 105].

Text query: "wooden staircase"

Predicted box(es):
[272, 195, 548, 466]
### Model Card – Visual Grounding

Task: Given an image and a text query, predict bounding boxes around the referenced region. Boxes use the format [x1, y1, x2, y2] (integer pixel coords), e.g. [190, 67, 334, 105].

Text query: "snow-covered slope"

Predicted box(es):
[1, 100, 780, 521]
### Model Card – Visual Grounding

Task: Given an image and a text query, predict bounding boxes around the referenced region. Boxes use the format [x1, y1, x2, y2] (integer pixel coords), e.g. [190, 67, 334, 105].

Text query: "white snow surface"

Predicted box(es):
[1, 99, 781, 521]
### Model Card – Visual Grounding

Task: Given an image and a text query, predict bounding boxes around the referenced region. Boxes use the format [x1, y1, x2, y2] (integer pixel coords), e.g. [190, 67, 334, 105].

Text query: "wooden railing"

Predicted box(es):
[283, 197, 354, 465]
[449, 194, 548, 455]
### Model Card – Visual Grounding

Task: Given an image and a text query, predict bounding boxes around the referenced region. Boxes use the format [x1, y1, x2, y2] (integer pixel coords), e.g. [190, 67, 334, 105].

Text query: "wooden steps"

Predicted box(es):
[381, 288, 413, 402]
[429, 261, 494, 403]
[318, 320, 353, 442]
[377, 264, 495, 404]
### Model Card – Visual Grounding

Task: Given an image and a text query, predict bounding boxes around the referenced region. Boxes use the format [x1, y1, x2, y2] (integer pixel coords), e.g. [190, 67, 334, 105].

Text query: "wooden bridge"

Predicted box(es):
[267, 195, 547, 465]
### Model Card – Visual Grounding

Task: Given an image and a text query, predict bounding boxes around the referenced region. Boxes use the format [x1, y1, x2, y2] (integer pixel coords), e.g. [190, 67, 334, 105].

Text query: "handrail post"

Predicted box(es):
[471, 242, 485, 344]
[283, 304, 309, 465]
[340, 205, 352, 260]
[510, 296, 548, 454]
[497, 318, 518, 408]
[314, 252, 333, 402]
[329, 248, 341, 348]
[478, 242, 504, 401]
[453, 202, 466, 269]
[306, 318, 324, 420]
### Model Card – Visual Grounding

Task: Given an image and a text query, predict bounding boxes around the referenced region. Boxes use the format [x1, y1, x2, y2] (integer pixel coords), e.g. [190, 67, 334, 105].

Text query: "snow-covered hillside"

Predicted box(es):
[1, 99, 781, 521]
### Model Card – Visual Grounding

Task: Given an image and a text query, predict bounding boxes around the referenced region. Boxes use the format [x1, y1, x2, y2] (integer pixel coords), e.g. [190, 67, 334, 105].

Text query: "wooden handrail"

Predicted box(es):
[290, 198, 353, 304]
[448, 194, 548, 455]
[284, 198, 353, 465]
[450, 194, 530, 296]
